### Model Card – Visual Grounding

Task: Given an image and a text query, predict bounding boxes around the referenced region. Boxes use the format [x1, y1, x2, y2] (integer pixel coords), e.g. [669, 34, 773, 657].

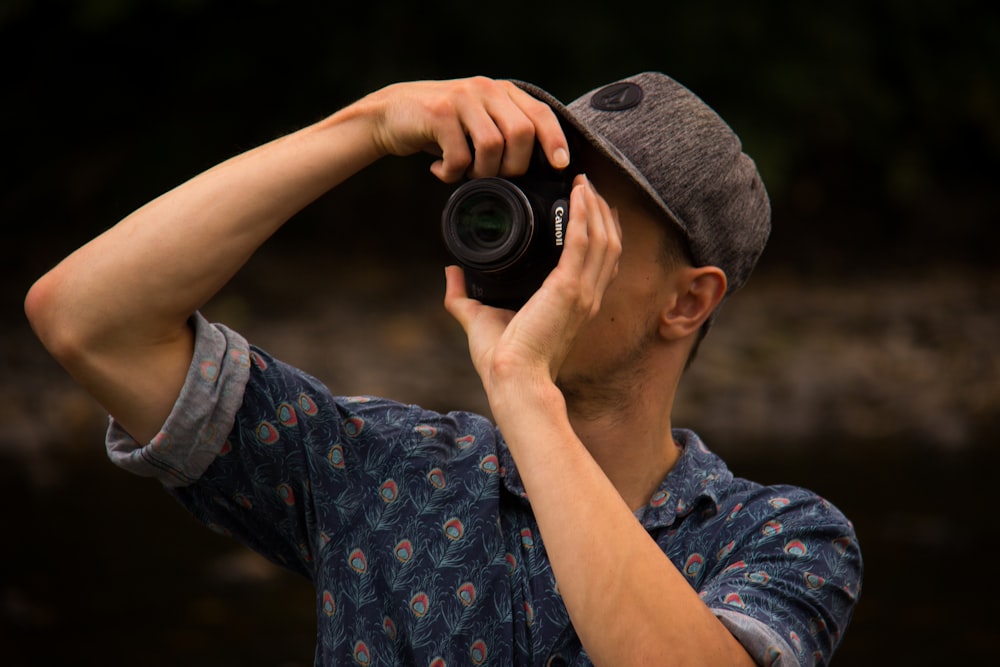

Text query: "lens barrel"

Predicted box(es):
[442, 178, 534, 272]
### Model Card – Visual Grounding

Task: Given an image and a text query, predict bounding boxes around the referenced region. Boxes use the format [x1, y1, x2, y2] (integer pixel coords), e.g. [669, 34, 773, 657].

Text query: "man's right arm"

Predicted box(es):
[25, 104, 384, 446]
[24, 77, 569, 446]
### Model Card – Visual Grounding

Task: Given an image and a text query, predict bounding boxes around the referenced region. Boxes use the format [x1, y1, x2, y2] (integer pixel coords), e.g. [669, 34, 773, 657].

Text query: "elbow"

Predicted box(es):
[24, 271, 86, 366]
[24, 274, 53, 343]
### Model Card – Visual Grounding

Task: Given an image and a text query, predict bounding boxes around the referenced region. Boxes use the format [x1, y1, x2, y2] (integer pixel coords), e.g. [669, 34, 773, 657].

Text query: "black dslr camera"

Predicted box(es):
[441, 142, 577, 310]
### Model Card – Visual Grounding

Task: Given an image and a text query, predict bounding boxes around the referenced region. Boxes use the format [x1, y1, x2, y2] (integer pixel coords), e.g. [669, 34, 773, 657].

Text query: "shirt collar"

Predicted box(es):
[497, 428, 732, 529]
[635, 429, 734, 529]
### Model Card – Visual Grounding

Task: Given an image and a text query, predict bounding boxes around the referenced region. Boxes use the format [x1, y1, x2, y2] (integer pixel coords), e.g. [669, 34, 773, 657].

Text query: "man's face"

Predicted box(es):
[555, 161, 678, 396]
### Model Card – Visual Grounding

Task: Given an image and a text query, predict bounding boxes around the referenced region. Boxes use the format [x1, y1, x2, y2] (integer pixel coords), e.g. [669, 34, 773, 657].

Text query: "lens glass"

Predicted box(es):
[454, 193, 514, 251]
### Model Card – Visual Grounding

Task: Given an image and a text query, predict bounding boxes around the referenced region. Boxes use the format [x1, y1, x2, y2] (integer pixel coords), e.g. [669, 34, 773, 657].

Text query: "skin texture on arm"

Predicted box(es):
[24, 77, 570, 445]
[492, 387, 755, 666]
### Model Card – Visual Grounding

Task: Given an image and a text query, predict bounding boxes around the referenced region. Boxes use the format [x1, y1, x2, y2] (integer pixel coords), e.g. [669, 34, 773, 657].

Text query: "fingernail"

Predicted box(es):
[553, 147, 569, 168]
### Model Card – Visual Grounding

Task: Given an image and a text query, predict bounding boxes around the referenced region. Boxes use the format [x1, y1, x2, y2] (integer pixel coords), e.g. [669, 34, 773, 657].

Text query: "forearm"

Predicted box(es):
[28, 104, 381, 353]
[25, 99, 384, 441]
[490, 380, 754, 666]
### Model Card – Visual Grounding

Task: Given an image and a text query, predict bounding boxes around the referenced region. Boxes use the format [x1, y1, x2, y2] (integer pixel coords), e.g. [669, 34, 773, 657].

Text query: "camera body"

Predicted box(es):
[441, 144, 576, 310]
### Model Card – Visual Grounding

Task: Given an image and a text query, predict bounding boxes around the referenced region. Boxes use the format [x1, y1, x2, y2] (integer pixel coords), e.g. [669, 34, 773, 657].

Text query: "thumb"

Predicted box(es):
[444, 265, 514, 344]
[443, 265, 475, 330]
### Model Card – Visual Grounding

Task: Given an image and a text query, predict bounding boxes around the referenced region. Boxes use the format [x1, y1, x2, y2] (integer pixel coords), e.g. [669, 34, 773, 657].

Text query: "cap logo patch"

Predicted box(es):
[590, 82, 643, 111]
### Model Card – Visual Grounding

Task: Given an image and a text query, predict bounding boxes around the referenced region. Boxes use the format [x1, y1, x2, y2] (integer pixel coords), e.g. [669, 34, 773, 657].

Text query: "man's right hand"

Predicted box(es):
[358, 77, 570, 182]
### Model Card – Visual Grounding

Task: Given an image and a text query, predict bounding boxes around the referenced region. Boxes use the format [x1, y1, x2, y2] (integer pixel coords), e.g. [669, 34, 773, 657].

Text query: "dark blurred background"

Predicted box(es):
[1, 0, 997, 664]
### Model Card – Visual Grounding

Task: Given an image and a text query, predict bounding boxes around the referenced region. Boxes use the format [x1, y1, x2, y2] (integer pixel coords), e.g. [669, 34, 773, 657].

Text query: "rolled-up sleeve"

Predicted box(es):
[702, 489, 862, 667]
[105, 312, 251, 487]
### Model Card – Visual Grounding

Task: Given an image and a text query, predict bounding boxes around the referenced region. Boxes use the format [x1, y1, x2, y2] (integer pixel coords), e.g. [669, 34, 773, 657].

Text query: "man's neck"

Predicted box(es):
[563, 380, 682, 512]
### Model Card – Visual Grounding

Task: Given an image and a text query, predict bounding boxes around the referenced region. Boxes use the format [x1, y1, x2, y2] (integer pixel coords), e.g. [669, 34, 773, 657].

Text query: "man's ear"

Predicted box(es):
[659, 266, 727, 340]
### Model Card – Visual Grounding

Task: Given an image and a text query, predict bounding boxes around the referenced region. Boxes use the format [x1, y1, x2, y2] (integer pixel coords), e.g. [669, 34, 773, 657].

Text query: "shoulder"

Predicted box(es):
[723, 481, 856, 544]
[696, 462, 861, 583]
[666, 431, 857, 546]
[665, 435, 862, 664]
[659, 431, 862, 615]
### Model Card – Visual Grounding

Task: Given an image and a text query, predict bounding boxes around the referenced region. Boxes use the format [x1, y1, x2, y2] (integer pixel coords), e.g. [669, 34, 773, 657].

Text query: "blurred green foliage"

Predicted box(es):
[3, 0, 997, 282]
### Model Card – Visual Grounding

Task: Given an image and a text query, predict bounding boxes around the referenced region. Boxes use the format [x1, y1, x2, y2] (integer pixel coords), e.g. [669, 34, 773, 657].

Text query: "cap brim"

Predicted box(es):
[511, 79, 687, 237]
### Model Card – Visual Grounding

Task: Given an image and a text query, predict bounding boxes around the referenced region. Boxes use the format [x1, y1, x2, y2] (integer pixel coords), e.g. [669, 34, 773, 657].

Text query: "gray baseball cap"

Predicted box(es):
[514, 72, 771, 295]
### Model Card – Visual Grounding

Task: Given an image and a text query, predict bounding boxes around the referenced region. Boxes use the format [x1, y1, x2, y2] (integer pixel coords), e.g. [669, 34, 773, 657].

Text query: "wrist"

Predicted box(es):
[487, 367, 566, 430]
[318, 91, 388, 162]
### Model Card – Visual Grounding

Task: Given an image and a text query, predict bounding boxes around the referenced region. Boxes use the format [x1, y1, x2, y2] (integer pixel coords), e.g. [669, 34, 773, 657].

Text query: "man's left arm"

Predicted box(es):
[444, 175, 757, 667]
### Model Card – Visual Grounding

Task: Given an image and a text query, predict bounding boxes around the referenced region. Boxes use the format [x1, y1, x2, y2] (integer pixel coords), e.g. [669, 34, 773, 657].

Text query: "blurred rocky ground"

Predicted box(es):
[3, 253, 996, 486]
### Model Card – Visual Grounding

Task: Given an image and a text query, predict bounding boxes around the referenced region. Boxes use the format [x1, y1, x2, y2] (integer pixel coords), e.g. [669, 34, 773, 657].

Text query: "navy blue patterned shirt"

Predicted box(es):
[107, 315, 862, 666]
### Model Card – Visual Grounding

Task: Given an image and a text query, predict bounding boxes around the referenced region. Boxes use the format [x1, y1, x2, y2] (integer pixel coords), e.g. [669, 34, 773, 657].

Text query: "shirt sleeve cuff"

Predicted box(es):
[713, 607, 800, 667]
[105, 312, 252, 487]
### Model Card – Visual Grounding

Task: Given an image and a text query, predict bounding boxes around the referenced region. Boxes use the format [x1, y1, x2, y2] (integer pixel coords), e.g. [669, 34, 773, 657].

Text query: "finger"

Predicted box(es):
[506, 83, 570, 170]
[443, 265, 475, 330]
[536, 174, 594, 318]
[468, 88, 538, 178]
[430, 118, 475, 183]
[592, 186, 622, 299]
[476, 81, 561, 177]
[589, 180, 622, 302]
[558, 175, 592, 277]
[566, 175, 621, 317]
[453, 78, 522, 179]
[443, 265, 515, 379]
[486, 94, 537, 177]
[577, 177, 611, 290]
[493, 115, 535, 178]
[461, 109, 506, 179]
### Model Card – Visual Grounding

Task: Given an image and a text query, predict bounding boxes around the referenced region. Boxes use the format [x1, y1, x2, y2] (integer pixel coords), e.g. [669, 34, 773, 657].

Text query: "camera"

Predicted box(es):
[441, 143, 576, 310]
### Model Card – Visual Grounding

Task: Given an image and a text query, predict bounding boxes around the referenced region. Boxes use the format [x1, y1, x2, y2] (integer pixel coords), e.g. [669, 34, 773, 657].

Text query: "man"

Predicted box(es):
[25, 73, 861, 666]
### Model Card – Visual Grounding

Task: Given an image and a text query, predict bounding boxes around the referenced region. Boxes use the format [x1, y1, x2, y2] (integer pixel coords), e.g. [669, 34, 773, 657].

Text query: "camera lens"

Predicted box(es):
[442, 178, 533, 271]
[454, 192, 514, 250]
